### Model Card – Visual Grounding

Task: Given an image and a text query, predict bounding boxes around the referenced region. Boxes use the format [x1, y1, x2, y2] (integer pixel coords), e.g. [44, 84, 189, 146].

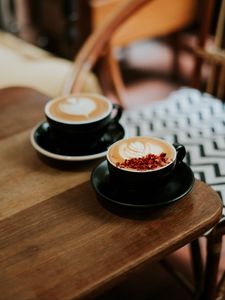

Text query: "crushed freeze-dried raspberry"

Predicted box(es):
[116, 152, 171, 171]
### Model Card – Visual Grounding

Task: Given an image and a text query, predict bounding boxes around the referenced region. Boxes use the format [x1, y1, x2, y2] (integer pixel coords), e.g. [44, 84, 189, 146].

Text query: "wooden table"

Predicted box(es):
[0, 87, 223, 300]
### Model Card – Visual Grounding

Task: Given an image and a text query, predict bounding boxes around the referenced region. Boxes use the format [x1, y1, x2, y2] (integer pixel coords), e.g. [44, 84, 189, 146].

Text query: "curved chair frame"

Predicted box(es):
[63, 1, 225, 298]
[63, 0, 152, 100]
[64, 0, 215, 105]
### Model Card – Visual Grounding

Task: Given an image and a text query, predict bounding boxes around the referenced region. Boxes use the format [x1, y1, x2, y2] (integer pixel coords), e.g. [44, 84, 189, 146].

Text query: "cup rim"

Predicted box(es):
[106, 136, 176, 173]
[45, 93, 113, 125]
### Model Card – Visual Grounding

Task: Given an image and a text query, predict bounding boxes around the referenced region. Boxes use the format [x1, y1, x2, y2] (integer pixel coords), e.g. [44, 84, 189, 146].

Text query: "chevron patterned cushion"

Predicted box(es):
[121, 88, 225, 217]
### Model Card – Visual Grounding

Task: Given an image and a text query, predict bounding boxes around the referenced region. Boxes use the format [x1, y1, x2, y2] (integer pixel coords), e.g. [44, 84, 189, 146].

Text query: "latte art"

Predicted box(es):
[59, 97, 96, 117]
[45, 94, 111, 124]
[119, 141, 164, 160]
[108, 136, 175, 170]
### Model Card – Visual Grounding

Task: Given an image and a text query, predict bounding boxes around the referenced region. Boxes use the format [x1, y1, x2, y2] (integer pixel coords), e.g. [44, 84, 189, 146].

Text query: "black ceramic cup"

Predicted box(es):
[106, 136, 186, 190]
[44, 93, 123, 149]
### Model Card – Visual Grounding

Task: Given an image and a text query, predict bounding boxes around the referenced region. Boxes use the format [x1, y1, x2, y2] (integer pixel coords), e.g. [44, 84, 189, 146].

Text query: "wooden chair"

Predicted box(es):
[62, 0, 225, 299]
[192, 3, 225, 294]
[64, 0, 216, 106]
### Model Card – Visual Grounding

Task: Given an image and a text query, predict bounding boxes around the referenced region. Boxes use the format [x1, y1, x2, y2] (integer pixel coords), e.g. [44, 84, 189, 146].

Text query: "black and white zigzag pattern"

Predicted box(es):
[121, 88, 225, 216]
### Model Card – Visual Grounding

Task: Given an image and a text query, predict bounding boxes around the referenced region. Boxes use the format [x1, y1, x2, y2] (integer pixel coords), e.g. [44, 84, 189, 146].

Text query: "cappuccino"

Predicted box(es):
[45, 94, 111, 124]
[107, 136, 175, 171]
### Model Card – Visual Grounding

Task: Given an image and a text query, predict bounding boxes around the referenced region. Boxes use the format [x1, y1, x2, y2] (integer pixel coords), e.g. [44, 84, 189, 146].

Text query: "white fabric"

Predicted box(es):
[0, 32, 101, 97]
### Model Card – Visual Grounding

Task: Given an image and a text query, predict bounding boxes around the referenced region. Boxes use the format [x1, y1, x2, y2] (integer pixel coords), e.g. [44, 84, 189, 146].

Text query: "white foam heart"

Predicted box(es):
[119, 141, 163, 159]
[59, 97, 96, 117]
[130, 142, 145, 153]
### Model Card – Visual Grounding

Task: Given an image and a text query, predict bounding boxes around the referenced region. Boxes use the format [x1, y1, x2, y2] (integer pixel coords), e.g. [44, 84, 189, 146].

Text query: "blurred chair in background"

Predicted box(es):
[88, 0, 218, 106]
[64, 3, 225, 298]
[65, 0, 216, 107]
[65, 3, 225, 300]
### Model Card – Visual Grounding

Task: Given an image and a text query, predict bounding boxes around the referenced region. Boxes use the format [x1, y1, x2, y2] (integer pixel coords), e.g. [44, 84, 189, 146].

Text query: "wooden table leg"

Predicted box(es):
[190, 239, 204, 293]
[198, 221, 224, 300]
[216, 271, 225, 300]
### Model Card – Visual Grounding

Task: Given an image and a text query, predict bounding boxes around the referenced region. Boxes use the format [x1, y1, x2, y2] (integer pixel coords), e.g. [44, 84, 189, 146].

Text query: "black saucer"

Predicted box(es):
[91, 160, 195, 214]
[30, 121, 125, 161]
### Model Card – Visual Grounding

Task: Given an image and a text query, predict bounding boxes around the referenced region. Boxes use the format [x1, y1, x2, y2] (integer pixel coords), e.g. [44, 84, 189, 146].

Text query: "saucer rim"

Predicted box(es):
[30, 121, 125, 161]
[91, 160, 195, 208]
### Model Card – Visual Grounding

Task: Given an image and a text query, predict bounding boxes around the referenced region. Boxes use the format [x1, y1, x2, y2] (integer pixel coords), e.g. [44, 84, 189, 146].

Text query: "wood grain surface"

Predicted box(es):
[0, 87, 222, 300]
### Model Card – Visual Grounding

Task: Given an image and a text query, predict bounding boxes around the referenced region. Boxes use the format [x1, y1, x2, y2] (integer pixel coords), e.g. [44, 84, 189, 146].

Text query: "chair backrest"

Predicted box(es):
[63, 0, 216, 104]
[90, 0, 198, 47]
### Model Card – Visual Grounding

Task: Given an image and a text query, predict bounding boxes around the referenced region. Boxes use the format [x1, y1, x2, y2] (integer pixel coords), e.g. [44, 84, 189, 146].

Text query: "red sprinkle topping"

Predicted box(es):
[116, 152, 171, 171]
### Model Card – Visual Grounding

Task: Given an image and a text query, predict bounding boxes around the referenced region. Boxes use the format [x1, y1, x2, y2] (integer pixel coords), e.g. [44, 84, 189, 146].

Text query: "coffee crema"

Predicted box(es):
[107, 136, 175, 170]
[45, 94, 111, 123]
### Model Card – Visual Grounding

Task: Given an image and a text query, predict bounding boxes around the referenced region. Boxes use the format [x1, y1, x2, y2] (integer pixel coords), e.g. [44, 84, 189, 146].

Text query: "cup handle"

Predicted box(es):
[110, 103, 123, 123]
[173, 143, 186, 165]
